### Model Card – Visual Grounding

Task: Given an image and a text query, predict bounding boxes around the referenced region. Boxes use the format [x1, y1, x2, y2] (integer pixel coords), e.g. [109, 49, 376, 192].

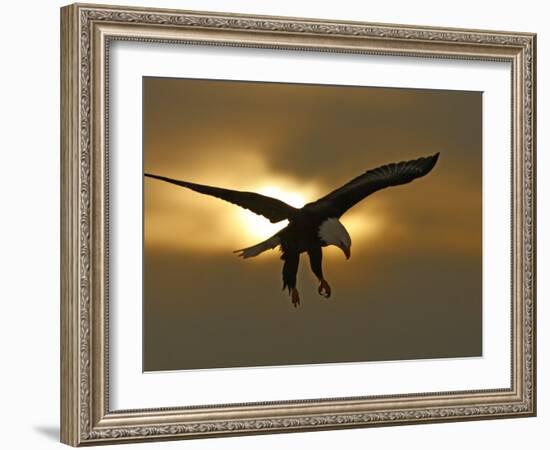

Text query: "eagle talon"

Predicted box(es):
[291, 288, 300, 307]
[318, 279, 332, 298]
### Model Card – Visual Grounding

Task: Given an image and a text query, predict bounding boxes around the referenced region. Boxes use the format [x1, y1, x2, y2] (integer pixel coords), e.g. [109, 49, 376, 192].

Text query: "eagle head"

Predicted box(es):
[318, 218, 352, 259]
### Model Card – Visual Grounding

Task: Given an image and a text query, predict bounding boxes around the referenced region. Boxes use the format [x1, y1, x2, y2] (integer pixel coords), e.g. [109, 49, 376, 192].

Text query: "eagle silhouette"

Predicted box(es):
[145, 152, 439, 307]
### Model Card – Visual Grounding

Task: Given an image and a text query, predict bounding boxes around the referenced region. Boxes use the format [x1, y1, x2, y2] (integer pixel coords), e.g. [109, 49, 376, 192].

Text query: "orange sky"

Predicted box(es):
[143, 77, 482, 371]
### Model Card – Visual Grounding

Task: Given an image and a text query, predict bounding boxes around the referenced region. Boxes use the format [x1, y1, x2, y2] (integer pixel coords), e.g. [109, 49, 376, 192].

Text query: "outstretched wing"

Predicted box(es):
[304, 153, 439, 218]
[144, 173, 298, 223]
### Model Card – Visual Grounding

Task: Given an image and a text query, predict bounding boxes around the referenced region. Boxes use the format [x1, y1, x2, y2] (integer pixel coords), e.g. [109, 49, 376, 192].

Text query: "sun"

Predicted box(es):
[236, 183, 384, 248]
[238, 185, 307, 242]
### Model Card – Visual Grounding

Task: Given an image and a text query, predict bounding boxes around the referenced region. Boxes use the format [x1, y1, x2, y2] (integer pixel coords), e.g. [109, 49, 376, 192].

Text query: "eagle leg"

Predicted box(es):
[282, 252, 300, 308]
[291, 288, 300, 308]
[318, 279, 332, 298]
[307, 247, 331, 299]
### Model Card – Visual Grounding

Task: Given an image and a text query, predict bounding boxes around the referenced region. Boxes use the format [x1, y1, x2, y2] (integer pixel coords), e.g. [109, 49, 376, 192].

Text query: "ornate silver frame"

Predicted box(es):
[60, 3, 536, 446]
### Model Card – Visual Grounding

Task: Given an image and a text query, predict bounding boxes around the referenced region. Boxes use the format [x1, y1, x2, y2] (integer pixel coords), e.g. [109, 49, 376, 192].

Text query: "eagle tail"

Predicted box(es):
[234, 234, 280, 259]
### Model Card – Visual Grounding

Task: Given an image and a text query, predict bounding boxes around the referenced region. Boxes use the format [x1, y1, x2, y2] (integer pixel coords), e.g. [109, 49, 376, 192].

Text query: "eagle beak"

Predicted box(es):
[342, 245, 351, 260]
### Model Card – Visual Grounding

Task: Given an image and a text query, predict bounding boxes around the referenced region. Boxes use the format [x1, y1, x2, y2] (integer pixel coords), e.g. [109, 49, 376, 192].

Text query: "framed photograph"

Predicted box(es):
[60, 3, 536, 446]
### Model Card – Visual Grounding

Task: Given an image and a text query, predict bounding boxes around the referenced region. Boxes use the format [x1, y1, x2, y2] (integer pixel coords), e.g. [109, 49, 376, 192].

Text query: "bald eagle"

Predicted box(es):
[145, 152, 439, 307]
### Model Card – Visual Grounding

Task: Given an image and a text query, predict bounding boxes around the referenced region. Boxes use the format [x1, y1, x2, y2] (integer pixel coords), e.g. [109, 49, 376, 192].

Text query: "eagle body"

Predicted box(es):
[278, 210, 326, 254]
[277, 213, 339, 299]
[145, 152, 439, 307]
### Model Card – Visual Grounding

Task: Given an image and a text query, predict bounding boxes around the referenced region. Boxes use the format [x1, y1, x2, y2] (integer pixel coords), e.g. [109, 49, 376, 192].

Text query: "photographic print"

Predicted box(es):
[143, 77, 482, 372]
[61, 4, 535, 444]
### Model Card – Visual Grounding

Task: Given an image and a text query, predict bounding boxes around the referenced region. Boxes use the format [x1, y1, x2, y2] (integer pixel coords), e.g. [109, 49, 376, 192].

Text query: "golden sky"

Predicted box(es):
[143, 77, 482, 371]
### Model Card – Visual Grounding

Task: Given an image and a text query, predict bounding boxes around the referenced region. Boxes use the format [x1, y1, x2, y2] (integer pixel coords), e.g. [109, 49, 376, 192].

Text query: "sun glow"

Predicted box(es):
[341, 213, 385, 244]
[238, 185, 308, 242]
[236, 185, 386, 248]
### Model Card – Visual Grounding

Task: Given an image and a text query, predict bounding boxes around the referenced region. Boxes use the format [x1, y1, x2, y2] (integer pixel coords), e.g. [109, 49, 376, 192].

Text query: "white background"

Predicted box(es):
[111, 43, 511, 409]
[0, 0, 546, 449]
